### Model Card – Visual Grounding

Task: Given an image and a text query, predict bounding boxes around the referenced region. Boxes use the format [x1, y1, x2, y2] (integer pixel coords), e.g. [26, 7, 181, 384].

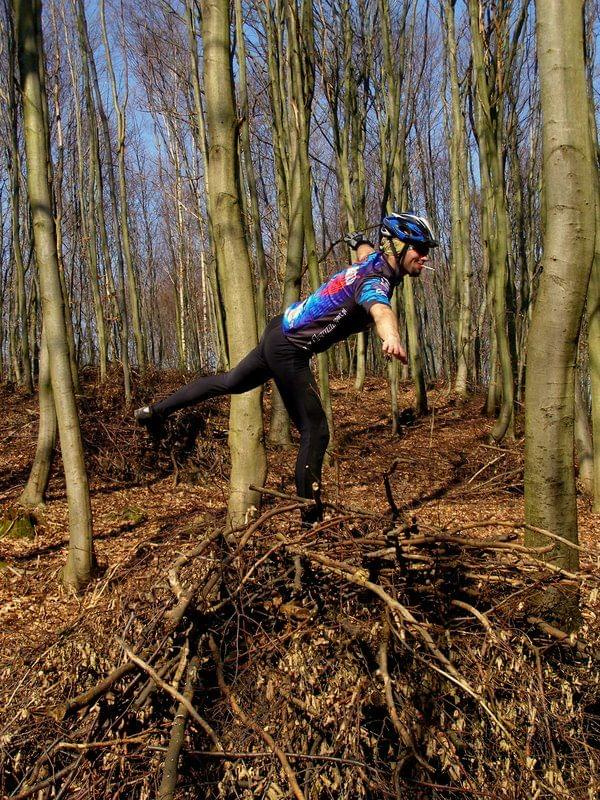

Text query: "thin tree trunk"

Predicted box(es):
[99, 0, 145, 371]
[78, 0, 131, 397]
[19, 328, 56, 507]
[8, 13, 33, 392]
[444, 0, 472, 399]
[586, 68, 600, 513]
[74, 0, 108, 380]
[287, 0, 335, 450]
[265, 0, 294, 445]
[201, 0, 267, 525]
[234, 0, 268, 334]
[185, 0, 229, 372]
[15, 0, 95, 590]
[468, 0, 514, 440]
[574, 372, 594, 496]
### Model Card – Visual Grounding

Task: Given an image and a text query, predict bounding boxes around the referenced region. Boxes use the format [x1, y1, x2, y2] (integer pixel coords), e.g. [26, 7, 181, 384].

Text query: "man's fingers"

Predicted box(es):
[382, 341, 407, 363]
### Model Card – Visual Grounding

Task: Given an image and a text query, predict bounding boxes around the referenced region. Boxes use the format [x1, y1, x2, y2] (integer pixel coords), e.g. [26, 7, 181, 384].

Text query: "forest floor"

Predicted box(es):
[0, 371, 599, 799]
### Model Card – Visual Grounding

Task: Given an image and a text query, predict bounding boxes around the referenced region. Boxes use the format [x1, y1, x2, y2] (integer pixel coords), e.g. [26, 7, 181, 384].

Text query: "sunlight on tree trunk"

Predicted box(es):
[14, 0, 95, 590]
[524, 0, 595, 626]
[201, 0, 267, 526]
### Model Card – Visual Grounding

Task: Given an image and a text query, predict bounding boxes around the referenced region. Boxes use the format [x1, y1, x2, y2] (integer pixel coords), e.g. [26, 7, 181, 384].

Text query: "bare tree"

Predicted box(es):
[524, 0, 596, 623]
[201, 0, 267, 524]
[14, 0, 95, 590]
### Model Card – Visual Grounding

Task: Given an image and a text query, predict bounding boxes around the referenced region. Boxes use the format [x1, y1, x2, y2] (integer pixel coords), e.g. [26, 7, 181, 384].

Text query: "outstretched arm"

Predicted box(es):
[369, 303, 408, 363]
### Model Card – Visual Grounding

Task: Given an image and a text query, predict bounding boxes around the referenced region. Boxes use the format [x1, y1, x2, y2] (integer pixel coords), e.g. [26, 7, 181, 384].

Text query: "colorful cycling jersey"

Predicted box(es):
[282, 251, 400, 353]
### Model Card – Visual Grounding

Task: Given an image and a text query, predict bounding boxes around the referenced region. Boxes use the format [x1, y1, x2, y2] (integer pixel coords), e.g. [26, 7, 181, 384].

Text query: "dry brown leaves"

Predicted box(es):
[0, 374, 599, 799]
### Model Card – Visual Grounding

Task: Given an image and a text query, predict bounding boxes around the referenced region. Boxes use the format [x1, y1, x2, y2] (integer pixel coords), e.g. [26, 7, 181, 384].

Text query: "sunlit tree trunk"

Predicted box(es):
[574, 370, 594, 496]
[287, 0, 335, 446]
[468, 0, 515, 440]
[46, 4, 80, 391]
[15, 0, 95, 590]
[201, 0, 267, 525]
[234, 0, 268, 334]
[320, 0, 371, 391]
[100, 0, 145, 371]
[74, 0, 108, 380]
[264, 0, 294, 445]
[444, 0, 472, 399]
[185, 0, 229, 370]
[585, 58, 600, 513]
[524, 0, 595, 622]
[7, 8, 33, 392]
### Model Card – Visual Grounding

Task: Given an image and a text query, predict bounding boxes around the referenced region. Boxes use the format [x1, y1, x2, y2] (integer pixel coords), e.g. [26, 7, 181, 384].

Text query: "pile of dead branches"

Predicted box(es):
[75, 368, 228, 485]
[2, 493, 599, 799]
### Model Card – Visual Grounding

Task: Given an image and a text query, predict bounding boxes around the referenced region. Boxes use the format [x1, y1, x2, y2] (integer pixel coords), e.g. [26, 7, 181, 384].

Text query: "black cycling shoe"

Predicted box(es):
[134, 405, 165, 438]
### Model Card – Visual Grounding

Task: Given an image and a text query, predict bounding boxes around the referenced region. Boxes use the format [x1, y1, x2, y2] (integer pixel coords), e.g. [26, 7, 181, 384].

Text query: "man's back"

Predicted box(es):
[282, 251, 400, 353]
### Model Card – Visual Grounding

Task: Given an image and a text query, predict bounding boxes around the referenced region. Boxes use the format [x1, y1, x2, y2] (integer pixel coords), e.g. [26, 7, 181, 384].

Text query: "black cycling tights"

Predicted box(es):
[153, 316, 329, 514]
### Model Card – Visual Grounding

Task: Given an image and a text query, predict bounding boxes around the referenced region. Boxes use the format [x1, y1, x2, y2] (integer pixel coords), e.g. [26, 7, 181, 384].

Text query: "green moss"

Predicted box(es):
[0, 510, 36, 539]
[121, 506, 148, 525]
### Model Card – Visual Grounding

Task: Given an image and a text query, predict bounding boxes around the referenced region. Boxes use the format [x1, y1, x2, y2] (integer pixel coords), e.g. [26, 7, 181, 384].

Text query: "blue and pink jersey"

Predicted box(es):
[282, 251, 400, 353]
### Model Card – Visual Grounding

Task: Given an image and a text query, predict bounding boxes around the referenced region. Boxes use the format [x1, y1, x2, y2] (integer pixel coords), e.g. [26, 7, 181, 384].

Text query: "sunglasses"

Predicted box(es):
[409, 244, 430, 256]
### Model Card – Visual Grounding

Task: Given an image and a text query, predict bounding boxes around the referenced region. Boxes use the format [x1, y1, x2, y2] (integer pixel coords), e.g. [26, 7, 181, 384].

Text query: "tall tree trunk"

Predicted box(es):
[201, 0, 267, 525]
[264, 0, 294, 445]
[15, 0, 95, 590]
[234, 0, 268, 334]
[468, 0, 514, 440]
[185, 0, 229, 371]
[287, 0, 335, 448]
[524, 0, 595, 622]
[585, 63, 600, 513]
[7, 8, 33, 392]
[99, 0, 145, 371]
[74, 0, 108, 380]
[444, 0, 472, 399]
[46, 10, 80, 392]
[76, 0, 131, 397]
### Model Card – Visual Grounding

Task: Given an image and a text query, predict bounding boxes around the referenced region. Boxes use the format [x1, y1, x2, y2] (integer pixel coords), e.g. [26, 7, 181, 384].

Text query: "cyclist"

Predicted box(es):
[135, 212, 438, 523]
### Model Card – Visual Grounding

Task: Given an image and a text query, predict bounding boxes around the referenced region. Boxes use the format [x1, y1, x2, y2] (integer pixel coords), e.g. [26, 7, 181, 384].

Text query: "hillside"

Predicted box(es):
[1, 373, 599, 799]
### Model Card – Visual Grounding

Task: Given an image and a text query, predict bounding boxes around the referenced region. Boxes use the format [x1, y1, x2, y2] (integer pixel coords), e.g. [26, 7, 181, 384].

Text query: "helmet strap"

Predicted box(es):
[382, 238, 409, 269]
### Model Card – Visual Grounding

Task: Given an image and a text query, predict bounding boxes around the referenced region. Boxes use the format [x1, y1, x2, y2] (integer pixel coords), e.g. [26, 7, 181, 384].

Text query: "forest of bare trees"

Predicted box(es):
[1, 0, 599, 797]
[2, 0, 597, 578]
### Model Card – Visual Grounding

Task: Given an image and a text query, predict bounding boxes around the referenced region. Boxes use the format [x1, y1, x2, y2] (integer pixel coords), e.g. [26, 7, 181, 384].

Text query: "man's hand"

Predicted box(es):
[381, 333, 408, 363]
[370, 303, 408, 363]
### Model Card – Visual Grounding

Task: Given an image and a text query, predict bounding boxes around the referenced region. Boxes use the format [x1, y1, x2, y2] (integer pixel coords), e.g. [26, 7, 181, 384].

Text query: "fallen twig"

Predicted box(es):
[158, 654, 200, 800]
[118, 639, 222, 750]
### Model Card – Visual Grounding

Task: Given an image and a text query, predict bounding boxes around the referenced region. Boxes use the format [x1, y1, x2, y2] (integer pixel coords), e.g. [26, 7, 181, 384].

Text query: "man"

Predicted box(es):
[135, 212, 438, 523]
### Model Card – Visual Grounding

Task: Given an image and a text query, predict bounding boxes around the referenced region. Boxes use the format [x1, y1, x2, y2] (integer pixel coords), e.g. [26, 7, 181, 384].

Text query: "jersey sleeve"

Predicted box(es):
[355, 275, 392, 312]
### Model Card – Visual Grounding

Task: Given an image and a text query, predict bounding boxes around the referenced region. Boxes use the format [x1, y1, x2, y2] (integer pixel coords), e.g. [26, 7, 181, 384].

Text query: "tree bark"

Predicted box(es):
[585, 65, 600, 513]
[468, 0, 514, 440]
[99, 0, 146, 371]
[444, 0, 472, 399]
[14, 0, 95, 590]
[201, 0, 267, 525]
[19, 328, 56, 507]
[524, 0, 595, 620]
[7, 9, 33, 393]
